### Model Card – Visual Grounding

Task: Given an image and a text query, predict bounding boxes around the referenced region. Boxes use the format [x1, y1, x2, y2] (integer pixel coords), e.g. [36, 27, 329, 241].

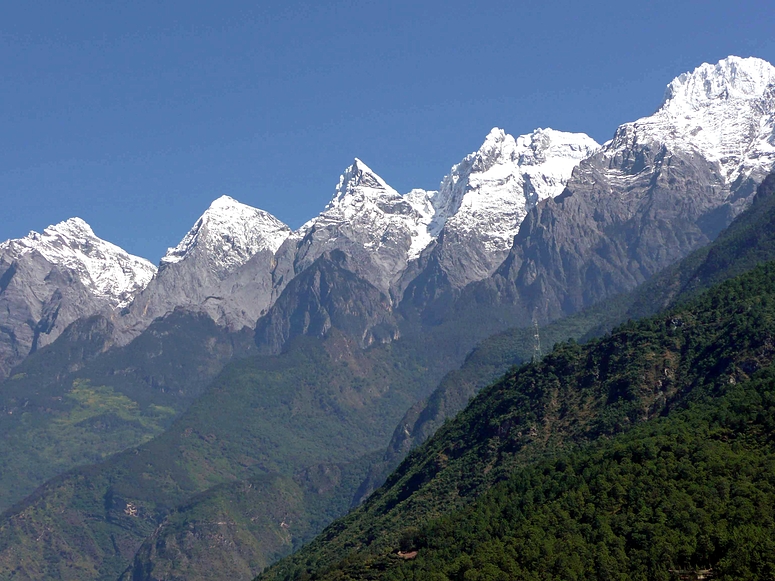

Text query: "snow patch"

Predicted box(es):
[430, 127, 600, 252]
[607, 56, 775, 182]
[0, 217, 156, 308]
[161, 195, 291, 279]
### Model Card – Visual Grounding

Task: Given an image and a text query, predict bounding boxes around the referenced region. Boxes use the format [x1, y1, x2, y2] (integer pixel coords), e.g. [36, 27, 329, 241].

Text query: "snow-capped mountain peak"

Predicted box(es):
[608, 56, 775, 182]
[430, 127, 600, 253]
[161, 195, 291, 279]
[348, 157, 385, 184]
[289, 160, 439, 292]
[329, 158, 394, 203]
[470, 127, 514, 172]
[43, 216, 94, 239]
[0, 217, 156, 308]
[320, 159, 438, 259]
[515, 127, 601, 166]
[661, 56, 775, 110]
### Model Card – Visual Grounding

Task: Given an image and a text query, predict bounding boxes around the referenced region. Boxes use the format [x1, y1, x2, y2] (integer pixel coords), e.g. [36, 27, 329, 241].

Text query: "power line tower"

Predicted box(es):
[532, 310, 542, 363]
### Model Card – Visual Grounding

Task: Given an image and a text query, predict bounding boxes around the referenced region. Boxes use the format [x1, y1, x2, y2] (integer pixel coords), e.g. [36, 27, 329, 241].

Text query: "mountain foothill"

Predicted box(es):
[0, 55, 774, 580]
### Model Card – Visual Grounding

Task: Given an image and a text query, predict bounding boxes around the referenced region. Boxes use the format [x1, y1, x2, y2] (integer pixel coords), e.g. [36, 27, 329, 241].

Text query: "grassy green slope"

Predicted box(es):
[260, 260, 775, 580]
[0, 328, 453, 581]
[0, 310, 254, 512]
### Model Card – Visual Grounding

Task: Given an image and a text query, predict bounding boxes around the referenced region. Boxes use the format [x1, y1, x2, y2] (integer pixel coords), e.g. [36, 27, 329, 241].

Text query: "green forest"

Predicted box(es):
[260, 261, 775, 581]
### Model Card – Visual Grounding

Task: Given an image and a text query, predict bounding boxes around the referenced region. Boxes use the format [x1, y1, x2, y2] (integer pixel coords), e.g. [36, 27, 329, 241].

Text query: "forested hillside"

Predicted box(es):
[0, 330, 452, 581]
[357, 172, 775, 502]
[261, 261, 775, 580]
[309, 365, 775, 580]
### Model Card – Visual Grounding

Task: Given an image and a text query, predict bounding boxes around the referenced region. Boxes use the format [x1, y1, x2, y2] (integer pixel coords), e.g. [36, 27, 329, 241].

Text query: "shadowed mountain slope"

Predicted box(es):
[354, 171, 775, 502]
[259, 260, 775, 580]
[0, 310, 255, 513]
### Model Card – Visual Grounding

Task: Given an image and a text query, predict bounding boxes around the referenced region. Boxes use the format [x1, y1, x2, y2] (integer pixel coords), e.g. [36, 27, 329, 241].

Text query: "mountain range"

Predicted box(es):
[5, 58, 773, 368]
[1, 55, 775, 581]
[0, 122, 600, 373]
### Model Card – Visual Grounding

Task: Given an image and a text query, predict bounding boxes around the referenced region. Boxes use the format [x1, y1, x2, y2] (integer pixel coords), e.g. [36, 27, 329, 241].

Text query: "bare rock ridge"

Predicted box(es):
[1, 56, 774, 373]
[255, 249, 400, 354]
[116, 195, 292, 344]
[0, 218, 155, 378]
[472, 55, 775, 325]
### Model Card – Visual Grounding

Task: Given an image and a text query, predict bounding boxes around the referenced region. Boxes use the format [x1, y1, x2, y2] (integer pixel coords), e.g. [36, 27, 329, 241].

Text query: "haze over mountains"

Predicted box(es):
[1, 55, 775, 581]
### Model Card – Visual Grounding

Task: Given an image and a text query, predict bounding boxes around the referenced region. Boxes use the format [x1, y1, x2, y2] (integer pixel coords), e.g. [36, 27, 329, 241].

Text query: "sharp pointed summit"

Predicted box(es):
[327, 158, 395, 206]
[279, 160, 437, 295]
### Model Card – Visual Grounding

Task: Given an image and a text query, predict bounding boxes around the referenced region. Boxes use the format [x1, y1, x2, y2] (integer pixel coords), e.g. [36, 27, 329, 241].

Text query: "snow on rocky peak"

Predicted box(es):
[430, 127, 600, 252]
[302, 158, 437, 264]
[0, 217, 156, 308]
[161, 195, 291, 279]
[326, 158, 395, 208]
[607, 56, 775, 182]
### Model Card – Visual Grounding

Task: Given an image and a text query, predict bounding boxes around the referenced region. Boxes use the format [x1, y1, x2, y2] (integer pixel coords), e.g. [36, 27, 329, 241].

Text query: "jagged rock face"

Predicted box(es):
[396, 128, 600, 309]
[610, 55, 775, 186]
[477, 56, 775, 324]
[256, 250, 399, 355]
[495, 148, 728, 319]
[0, 219, 155, 379]
[118, 196, 291, 343]
[431, 127, 600, 274]
[272, 159, 436, 301]
[274, 133, 598, 315]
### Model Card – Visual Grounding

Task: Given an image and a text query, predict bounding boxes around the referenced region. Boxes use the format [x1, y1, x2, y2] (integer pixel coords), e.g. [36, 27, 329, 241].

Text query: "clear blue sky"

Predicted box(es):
[2, 0, 774, 262]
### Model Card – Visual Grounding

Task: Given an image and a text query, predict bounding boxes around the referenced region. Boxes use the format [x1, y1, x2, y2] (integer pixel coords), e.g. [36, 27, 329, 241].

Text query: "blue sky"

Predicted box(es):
[2, 0, 774, 262]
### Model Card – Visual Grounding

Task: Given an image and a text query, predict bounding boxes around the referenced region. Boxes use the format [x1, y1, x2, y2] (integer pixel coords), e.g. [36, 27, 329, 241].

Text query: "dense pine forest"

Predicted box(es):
[260, 262, 775, 580]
